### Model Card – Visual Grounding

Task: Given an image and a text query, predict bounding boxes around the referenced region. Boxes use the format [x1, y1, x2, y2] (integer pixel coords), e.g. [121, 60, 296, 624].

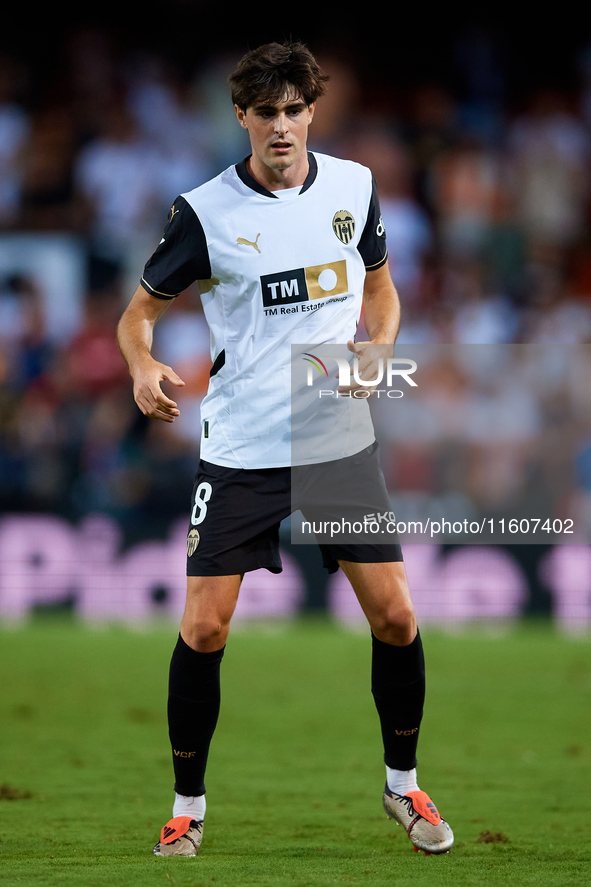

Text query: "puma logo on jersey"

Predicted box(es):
[237, 233, 261, 253]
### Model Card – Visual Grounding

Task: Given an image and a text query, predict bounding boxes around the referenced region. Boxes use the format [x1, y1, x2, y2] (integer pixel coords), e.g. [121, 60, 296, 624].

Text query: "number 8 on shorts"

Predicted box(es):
[191, 482, 212, 526]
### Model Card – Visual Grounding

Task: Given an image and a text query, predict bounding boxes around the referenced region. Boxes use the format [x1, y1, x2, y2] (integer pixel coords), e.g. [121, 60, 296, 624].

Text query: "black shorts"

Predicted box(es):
[186, 442, 402, 576]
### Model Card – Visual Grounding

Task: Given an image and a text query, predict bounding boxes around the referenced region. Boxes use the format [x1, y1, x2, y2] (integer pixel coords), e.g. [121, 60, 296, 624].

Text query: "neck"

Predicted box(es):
[247, 153, 309, 192]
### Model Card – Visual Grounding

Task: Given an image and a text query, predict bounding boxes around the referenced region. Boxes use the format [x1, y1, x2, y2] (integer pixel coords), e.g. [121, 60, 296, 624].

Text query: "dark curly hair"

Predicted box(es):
[229, 41, 329, 111]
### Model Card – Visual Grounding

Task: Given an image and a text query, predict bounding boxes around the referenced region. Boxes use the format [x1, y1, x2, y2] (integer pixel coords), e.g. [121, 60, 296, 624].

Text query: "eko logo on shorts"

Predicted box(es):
[261, 260, 348, 308]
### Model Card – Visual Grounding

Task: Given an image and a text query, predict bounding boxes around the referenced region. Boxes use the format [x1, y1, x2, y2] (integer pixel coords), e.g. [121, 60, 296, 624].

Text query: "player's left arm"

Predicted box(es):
[339, 263, 400, 393]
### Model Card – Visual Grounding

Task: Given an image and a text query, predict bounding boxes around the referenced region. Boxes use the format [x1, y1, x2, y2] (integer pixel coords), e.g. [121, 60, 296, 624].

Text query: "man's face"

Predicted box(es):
[235, 92, 315, 178]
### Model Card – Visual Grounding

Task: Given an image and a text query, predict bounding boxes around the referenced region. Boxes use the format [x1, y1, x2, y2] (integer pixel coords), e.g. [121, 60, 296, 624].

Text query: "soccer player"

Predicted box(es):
[116, 41, 453, 858]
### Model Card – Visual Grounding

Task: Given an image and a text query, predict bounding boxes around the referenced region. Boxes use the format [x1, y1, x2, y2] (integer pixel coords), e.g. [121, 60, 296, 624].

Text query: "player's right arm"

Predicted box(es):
[117, 285, 185, 423]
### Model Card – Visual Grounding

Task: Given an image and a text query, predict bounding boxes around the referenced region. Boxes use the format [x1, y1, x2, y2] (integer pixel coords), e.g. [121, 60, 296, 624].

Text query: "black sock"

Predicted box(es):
[167, 634, 225, 796]
[371, 628, 425, 771]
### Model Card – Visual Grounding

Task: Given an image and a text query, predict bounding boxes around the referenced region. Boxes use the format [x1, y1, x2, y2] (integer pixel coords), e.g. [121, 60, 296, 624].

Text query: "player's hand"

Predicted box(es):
[337, 340, 393, 396]
[132, 359, 185, 422]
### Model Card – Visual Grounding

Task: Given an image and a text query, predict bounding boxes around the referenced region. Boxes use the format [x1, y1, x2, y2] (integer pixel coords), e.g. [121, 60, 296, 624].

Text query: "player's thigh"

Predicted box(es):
[181, 574, 242, 652]
[339, 560, 416, 645]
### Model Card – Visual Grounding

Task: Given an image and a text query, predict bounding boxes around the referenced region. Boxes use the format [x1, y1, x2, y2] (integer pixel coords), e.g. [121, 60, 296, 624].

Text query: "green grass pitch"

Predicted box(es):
[0, 617, 590, 886]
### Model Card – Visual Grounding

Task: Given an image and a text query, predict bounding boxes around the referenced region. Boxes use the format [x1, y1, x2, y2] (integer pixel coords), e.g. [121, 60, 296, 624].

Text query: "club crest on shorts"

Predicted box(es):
[187, 528, 200, 556]
[332, 210, 355, 244]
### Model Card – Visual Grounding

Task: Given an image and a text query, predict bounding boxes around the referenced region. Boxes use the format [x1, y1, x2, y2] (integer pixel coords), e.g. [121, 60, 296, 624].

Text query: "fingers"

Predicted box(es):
[338, 343, 379, 396]
[336, 341, 361, 392]
[136, 390, 180, 422]
[161, 368, 186, 388]
[133, 363, 185, 422]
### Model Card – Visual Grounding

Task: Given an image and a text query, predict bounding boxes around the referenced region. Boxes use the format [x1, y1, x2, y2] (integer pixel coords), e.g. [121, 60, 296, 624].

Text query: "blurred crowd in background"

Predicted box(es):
[2, 25, 591, 550]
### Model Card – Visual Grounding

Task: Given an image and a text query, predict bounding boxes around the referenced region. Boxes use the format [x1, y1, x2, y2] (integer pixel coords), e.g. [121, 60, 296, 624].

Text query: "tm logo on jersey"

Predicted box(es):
[261, 260, 348, 314]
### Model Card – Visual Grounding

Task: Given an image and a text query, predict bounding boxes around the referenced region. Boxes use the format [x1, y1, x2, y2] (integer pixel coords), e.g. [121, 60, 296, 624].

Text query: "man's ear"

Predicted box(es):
[235, 104, 248, 129]
[307, 102, 316, 124]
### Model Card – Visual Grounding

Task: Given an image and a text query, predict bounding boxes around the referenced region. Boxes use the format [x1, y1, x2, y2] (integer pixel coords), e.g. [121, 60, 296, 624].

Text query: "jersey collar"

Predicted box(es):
[235, 152, 318, 198]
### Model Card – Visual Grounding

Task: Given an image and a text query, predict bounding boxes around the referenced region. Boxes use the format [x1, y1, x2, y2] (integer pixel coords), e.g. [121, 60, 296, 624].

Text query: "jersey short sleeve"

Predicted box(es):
[141, 195, 211, 299]
[357, 175, 388, 271]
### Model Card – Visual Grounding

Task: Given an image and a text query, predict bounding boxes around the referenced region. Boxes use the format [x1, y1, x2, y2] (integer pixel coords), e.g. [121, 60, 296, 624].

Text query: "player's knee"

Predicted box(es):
[372, 601, 416, 646]
[183, 615, 230, 651]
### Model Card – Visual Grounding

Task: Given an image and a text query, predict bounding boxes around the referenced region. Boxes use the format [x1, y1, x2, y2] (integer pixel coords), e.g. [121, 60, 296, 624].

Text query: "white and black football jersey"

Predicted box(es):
[141, 152, 388, 469]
